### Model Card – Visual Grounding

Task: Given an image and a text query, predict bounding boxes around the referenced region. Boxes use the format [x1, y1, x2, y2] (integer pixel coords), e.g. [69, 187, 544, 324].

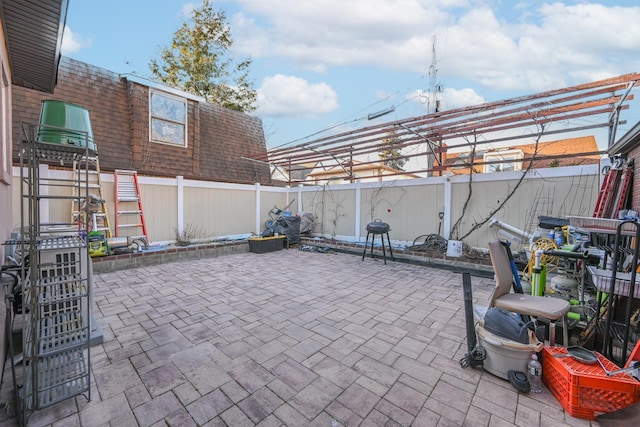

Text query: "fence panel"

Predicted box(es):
[297, 186, 356, 238]
[448, 167, 599, 249]
[359, 180, 445, 243]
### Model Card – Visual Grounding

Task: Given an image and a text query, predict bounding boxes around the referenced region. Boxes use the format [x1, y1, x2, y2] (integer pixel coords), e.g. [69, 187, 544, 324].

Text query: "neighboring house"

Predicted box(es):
[12, 57, 271, 185]
[305, 160, 421, 184]
[271, 161, 317, 184]
[0, 0, 68, 385]
[442, 136, 601, 174]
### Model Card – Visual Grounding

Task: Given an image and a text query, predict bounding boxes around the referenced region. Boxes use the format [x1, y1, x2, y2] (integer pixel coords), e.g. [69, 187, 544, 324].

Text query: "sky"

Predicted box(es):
[62, 0, 640, 150]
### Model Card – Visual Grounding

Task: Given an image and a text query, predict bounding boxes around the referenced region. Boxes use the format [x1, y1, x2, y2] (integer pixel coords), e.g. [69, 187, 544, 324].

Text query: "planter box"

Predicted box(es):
[248, 236, 285, 254]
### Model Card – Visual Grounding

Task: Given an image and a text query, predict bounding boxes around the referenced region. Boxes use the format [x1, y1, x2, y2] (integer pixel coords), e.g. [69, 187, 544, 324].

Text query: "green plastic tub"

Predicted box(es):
[37, 100, 96, 151]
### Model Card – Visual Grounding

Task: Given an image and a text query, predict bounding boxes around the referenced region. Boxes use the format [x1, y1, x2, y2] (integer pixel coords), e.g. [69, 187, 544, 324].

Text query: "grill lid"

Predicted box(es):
[366, 220, 390, 234]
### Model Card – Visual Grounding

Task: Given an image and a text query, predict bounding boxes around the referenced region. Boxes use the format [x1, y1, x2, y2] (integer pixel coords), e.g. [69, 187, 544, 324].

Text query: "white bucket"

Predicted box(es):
[476, 319, 543, 380]
[447, 240, 463, 257]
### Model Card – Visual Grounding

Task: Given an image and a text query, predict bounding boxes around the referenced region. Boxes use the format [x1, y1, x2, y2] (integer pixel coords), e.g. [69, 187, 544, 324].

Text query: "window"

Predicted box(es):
[149, 90, 187, 146]
[483, 149, 523, 173]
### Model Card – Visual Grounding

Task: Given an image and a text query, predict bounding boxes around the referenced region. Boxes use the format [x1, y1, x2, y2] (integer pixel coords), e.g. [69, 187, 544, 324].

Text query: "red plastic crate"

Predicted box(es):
[542, 346, 640, 420]
[626, 340, 640, 368]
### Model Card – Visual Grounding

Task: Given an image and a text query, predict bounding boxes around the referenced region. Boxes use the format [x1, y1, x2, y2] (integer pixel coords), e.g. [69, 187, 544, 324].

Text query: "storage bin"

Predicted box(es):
[38, 100, 96, 151]
[248, 236, 285, 253]
[476, 319, 543, 380]
[542, 346, 640, 420]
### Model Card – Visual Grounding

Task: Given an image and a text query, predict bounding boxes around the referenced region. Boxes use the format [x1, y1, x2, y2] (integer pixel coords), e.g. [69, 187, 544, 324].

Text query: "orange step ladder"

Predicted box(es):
[593, 158, 625, 218]
[612, 160, 633, 216]
[114, 170, 149, 244]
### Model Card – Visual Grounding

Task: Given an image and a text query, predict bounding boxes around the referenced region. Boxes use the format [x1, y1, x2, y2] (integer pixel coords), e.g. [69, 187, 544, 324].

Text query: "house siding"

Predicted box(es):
[626, 144, 640, 213]
[12, 57, 271, 185]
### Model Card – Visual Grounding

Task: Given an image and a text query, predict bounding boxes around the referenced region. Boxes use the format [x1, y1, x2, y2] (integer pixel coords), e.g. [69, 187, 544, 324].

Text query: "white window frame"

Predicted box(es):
[483, 149, 524, 173]
[149, 89, 187, 147]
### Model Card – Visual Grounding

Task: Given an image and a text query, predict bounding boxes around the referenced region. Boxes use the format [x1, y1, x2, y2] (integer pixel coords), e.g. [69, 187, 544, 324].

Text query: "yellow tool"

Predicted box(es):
[88, 232, 108, 257]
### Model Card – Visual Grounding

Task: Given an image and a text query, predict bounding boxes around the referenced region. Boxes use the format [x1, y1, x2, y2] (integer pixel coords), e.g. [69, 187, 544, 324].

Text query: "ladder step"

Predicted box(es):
[114, 169, 147, 243]
[71, 154, 113, 239]
[118, 187, 136, 193]
[73, 211, 107, 217]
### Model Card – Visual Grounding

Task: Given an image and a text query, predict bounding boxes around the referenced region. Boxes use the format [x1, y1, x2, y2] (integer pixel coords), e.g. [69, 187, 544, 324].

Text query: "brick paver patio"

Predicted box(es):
[1, 250, 598, 426]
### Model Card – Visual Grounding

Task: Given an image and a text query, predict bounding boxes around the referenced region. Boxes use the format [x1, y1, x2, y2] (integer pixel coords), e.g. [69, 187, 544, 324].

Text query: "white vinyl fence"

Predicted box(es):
[11, 164, 601, 250]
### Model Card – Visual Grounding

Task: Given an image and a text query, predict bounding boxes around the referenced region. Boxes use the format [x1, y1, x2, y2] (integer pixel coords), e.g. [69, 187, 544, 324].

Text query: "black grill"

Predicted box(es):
[366, 221, 390, 234]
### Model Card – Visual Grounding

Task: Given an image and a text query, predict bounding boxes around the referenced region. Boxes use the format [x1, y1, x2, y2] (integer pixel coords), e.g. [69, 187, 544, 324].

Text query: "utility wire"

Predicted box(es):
[268, 91, 401, 150]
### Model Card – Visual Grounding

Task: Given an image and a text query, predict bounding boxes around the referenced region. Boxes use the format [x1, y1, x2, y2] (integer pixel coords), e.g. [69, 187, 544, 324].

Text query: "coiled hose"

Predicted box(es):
[459, 343, 487, 368]
[523, 238, 560, 279]
[406, 234, 448, 252]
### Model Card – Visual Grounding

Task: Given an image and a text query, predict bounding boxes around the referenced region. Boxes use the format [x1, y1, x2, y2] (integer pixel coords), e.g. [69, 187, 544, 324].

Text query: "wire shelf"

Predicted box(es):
[23, 348, 90, 410]
[569, 216, 639, 236]
[588, 266, 640, 299]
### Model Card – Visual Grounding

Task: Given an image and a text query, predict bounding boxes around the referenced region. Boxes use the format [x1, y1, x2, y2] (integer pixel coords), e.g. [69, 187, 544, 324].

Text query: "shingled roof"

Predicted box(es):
[443, 135, 601, 174]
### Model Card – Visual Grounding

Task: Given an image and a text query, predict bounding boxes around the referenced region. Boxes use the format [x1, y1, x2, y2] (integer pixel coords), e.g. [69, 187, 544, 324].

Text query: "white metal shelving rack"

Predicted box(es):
[17, 124, 92, 425]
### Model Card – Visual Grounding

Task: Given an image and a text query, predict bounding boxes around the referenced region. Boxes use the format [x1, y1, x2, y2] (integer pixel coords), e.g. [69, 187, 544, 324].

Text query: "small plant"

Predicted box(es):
[174, 223, 204, 246]
[550, 159, 560, 167]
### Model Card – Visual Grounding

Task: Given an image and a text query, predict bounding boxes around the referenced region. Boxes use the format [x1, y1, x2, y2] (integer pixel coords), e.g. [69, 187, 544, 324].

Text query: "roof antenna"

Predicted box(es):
[429, 35, 443, 113]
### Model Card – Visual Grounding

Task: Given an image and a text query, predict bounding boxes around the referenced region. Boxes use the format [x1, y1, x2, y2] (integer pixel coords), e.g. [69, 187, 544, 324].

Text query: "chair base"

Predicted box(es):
[539, 316, 571, 347]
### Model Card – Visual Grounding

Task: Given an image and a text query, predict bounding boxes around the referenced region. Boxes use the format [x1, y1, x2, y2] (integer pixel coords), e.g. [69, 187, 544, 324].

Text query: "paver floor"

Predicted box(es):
[0, 250, 599, 426]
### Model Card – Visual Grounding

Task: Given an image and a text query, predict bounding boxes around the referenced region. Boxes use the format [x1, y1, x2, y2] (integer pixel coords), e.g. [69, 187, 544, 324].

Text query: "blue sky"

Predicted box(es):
[63, 1, 640, 150]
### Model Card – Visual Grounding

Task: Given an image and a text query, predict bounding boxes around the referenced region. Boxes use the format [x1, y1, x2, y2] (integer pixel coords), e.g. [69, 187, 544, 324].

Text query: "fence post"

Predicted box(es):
[255, 183, 261, 235]
[355, 181, 361, 241]
[443, 172, 453, 239]
[176, 175, 184, 235]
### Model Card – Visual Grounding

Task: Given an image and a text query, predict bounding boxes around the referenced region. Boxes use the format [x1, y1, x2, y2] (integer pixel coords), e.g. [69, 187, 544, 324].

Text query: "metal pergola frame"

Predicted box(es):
[247, 73, 640, 185]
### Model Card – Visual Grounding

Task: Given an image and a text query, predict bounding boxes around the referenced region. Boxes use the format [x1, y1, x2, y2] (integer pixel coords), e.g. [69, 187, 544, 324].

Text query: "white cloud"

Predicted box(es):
[441, 87, 486, 110]
[256, 74, 339, 117]
[409, 87, 485, 112]
[231, 0, 447, 69]
[438, 3, 640, 91]
[230, 1, 640, 94]
[61, 26, 92, 55]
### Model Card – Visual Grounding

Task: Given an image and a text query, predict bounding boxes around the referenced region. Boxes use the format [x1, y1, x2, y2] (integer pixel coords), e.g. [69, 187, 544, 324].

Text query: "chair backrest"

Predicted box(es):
[488, 240, 515, 306]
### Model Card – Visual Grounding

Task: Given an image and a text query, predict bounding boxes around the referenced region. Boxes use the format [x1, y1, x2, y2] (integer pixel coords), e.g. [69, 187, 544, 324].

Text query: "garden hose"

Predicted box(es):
[523, 238, 560, 279]
[406, 234, 448, 252]
[459, 345, 486, 368]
